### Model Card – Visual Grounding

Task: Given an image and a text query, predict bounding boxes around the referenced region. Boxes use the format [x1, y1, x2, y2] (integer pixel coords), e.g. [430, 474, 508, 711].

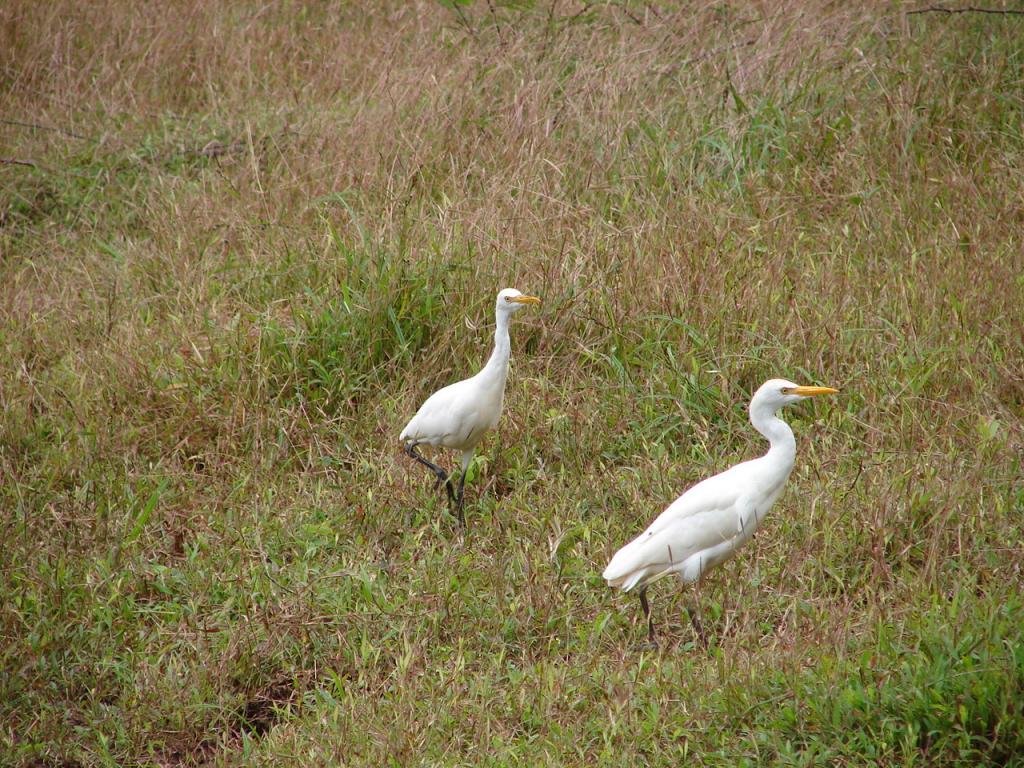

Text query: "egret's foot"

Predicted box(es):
[455, 496, 466, 527]
[431, 472, 455, 505]
[445, 507, 464, 528]
[636, 639, 659, 652]
[406, 444, 455, 504]
[686, 607, 709, 650]
[454, 474, 467, 526]
[637, 587, 657, 647]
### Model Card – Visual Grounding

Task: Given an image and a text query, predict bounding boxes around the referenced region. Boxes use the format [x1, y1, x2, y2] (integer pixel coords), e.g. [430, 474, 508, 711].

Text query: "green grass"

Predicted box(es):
[2, 1, 1023, 765]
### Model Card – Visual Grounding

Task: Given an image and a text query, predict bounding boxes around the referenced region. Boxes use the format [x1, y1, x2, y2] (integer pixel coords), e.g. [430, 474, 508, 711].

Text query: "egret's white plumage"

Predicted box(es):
[603, 378, 838, 645]
[400, 288, 540, 523]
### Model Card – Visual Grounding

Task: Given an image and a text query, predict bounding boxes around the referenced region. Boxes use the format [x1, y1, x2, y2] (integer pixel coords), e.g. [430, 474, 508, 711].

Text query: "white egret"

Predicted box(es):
[602, 378, 838, 646]
[400, 288, 541, 524]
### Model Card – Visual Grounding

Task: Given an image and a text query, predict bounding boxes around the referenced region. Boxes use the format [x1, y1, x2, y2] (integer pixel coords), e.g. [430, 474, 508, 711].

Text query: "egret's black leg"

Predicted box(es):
[686, 604, 708, 649]
[455, 472, 467, 527]
[404, 444, 455, 504]
[639, 587, 657, 646]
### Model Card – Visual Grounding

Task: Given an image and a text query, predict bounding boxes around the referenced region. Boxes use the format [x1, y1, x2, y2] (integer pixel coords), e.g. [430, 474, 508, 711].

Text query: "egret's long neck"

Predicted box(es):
[749, 401, 797, 479]
[478, 310, 511, 387]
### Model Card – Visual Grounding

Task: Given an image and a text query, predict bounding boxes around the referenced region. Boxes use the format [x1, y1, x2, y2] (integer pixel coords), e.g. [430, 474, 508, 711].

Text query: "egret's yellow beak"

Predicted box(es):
[510, 295, 541, 306]
[786, 385, 839, 397]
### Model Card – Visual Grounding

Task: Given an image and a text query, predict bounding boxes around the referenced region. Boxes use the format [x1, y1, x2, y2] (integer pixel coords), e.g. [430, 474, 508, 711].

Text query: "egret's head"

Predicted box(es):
[752, 378, 839, 414]
[496, 288, 541, 315]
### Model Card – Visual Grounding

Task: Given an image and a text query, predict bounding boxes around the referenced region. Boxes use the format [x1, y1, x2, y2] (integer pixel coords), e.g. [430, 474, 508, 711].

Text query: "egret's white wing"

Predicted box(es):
[602, 501, 744, 590]
[400, 378, 472, 443]
[630, 460, 755, 540]
[602, 459, 775, 591]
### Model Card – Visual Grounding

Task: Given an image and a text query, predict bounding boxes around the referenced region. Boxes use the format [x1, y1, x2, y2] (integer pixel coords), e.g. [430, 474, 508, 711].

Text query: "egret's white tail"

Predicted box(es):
[602, 537, 673, 592]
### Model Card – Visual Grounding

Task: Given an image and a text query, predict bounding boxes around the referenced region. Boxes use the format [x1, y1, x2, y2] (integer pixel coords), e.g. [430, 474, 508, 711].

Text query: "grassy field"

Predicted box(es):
[2, 1, 1023, 765]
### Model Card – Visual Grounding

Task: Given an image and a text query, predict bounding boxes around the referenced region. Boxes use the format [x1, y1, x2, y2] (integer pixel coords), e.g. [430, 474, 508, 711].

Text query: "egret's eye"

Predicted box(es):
[780, 387, 792, 394]
[505, 296, 512, 302]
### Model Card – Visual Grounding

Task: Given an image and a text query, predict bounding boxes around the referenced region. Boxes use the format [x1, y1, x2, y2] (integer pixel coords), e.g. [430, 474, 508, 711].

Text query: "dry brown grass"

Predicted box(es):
[2, 1, 1023, 766]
